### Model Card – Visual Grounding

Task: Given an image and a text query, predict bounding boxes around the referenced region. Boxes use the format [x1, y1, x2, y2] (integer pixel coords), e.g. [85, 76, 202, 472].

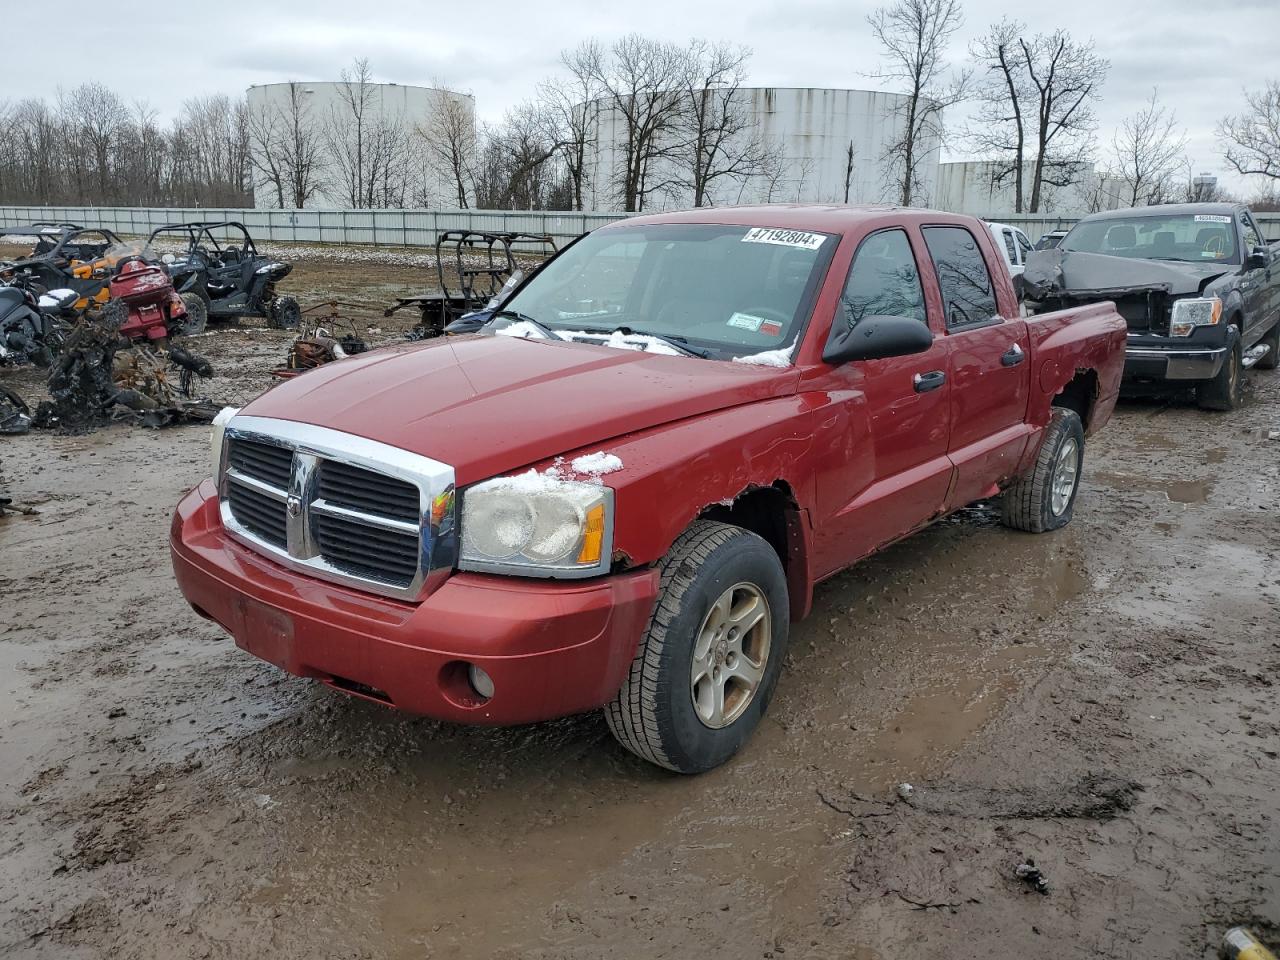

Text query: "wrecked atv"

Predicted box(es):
[1024, 202, 1280, 412]
[385, 230, 557, 339]
[148, 221, 298, 328]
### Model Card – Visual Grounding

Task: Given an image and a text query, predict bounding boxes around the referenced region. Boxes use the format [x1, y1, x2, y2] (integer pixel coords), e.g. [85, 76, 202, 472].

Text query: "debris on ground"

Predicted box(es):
[32, 317, 219, 432]
[1014, 858, 1050, 895]
[896, 782, 915, 801]
[887, 774, 1142, 821]
[0, 385, 31, 434]
[272, 301, 370, 379]
[1222, 926, 1279, 960]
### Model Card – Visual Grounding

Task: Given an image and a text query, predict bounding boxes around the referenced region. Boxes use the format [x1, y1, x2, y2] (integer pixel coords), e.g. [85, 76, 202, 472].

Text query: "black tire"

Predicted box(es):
[1256, 320, 1279, 371]
[269, 295, 301, 330]
[1197, 331, 1243, 411]
[605, 520, 790, 774]
[177, 293, 207, 336]
[1001, 407, 1085, 533]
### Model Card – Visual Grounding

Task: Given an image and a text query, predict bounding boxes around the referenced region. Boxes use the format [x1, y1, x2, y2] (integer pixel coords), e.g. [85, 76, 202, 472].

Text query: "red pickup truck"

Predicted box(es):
[171, 206, 1126, 773]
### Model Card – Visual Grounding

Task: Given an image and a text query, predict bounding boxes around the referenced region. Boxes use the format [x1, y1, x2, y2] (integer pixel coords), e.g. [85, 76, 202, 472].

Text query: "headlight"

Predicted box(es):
[209, 406, 240, 483]
[459, 474, 613, 577]
[1170, 297, 1222, 337]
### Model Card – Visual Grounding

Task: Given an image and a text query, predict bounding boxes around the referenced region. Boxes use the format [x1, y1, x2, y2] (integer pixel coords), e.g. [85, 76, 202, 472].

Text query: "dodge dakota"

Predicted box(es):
[1024, 203, 1280, 410]
[171, 206, 1126, 773]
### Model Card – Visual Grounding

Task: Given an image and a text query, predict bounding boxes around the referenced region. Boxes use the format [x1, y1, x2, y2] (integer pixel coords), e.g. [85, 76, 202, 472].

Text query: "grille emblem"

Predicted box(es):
[286, 495, 302, 519]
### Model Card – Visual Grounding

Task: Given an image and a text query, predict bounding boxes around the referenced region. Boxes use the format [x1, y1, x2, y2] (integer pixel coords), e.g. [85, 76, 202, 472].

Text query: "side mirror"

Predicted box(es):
[823, 314, 934, 364]
[1247, 246, 1270, 270]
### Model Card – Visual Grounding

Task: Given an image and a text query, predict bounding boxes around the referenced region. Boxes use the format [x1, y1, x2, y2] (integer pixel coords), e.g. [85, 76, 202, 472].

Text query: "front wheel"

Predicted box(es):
[1001, 407, 1085, 533]
[605, 521, 790, 774]
[1197, 333, 1244, 411]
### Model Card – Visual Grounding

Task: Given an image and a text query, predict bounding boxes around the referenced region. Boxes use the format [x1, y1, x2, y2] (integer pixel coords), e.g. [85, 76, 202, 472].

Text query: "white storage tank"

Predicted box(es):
[581, 87, 943, 211]
[245, 81, 474, 209]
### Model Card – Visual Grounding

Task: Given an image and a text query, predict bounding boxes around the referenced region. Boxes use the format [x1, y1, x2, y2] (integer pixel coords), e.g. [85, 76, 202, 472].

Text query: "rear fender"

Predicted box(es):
[1019, 301, 1126, 468]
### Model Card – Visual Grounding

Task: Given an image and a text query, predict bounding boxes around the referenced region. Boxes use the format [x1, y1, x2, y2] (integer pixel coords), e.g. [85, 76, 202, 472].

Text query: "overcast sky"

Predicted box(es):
[14, 0, 1278, 196]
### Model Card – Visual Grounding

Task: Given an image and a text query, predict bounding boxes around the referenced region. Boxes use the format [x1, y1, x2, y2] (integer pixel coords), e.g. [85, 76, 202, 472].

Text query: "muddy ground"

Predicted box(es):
[1, 247, 1278, 959]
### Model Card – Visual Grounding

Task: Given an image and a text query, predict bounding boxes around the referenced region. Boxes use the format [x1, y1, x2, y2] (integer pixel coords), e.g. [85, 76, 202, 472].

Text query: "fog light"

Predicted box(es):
[467, 664, 495, 700]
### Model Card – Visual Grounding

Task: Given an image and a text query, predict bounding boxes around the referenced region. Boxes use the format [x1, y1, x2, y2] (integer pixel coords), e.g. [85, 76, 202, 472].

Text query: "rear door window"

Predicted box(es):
[923, 226, 1000, 329]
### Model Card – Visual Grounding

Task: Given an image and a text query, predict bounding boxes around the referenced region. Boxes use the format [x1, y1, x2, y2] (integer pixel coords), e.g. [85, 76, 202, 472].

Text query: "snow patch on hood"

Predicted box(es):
[494, 320, 550, 340]
[733, 347, 793, 368]
[489, 450, 624, 490]
[570, 451, 623, 476]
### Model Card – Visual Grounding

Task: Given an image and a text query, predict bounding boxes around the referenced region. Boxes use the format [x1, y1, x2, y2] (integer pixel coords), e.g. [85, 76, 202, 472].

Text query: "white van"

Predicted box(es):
[986, 221, 1035, 280]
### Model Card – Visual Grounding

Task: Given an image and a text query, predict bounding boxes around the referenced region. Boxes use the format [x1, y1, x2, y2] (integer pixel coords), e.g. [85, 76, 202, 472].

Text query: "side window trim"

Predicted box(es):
[922, 224, 1004, 332]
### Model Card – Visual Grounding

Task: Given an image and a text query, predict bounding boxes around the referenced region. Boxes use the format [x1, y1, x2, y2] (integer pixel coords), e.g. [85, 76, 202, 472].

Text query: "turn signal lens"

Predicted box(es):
[577, 503, 606, 564]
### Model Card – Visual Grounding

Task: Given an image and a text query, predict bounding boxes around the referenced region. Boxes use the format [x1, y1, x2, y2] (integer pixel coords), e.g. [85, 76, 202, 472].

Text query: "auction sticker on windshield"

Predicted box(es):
[742, 227, 826, 250]
[1194, 215, 1232, 223]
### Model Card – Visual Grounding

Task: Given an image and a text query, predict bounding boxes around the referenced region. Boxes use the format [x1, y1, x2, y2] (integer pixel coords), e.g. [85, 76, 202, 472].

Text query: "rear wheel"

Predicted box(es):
[177, 293, 207, 336]
[1001, 407, 1085, 533]
[268, 295, 301, 330]
[1197, 333, 1244, 411]
[1256, 321, 1279, 371]
[605, 520, 789, 774]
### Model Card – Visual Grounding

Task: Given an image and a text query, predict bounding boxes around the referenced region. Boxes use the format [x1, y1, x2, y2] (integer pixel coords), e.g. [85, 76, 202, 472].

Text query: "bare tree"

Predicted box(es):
[58, 83, 130, 201]
[247, 82, 327, 208]
[867, 0, 968, 206]
[674, 41, 773, 207]
[418, 88, 475, 208]
[842, 140, 857, 203]
[540, 42, 603, 211]
[1219, 80, 1280, 186]
[590, 34, 693, 211]
[1110, 89, 1188, 206]
[968, 20, 1105, 212]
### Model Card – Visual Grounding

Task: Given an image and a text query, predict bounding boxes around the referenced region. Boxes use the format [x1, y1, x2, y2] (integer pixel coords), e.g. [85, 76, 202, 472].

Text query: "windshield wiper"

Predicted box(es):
[488, 309, 564, 341]
[571, 325, 709, 359]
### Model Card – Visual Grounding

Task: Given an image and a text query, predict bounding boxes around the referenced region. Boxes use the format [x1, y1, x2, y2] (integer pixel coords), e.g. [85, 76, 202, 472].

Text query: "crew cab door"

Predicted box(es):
[812, 227, 953, 574]
[1240, 211, 1275, 339]
[921, 225, 1032, 509]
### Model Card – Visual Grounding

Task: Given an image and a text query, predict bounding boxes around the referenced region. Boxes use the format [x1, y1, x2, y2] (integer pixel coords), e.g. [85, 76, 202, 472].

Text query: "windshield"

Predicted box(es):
[497, 223, 837, 360]
[1061, 213, 1239, 264]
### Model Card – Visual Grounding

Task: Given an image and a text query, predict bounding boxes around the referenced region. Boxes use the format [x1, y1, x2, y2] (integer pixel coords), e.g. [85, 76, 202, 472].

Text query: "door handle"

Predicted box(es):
[913, 370, 946, 393]
[1001, 343, 1025, 366]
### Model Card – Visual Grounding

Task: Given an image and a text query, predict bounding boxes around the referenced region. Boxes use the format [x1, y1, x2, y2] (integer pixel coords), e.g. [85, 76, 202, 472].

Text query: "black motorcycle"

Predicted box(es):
[0, 283, 74, 367]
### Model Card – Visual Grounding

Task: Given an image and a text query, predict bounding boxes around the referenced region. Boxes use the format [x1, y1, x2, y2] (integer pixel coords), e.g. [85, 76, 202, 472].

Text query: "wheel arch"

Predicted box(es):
[695, 480, 813, 623]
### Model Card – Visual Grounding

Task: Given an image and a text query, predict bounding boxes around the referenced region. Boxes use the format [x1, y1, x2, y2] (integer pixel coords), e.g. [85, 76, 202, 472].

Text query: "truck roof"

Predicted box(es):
[1079, 202, 1244, 223]
[615, 204, 978, 234]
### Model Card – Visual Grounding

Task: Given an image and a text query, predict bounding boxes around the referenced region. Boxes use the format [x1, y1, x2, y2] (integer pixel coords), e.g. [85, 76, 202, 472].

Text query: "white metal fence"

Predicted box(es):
[1, 205, 1276, 247]
[0, 206, 631, 247]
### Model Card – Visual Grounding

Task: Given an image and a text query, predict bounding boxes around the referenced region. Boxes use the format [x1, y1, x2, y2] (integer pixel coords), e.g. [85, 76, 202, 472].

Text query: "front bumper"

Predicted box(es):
[1124, 345, 1227, 381]
[170, 480, 659, 725]
[1123, 328, 1232, 382]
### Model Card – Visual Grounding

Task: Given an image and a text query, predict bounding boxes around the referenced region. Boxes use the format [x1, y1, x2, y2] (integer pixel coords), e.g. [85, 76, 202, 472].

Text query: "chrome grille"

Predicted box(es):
[316, 460, 419, 524]
[226, 479, 287, 548]
[218, 418, 457, 601]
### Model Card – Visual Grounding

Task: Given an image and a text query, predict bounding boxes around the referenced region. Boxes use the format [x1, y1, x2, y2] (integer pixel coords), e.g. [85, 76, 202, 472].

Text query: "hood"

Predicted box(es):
[242, 334, 798, 485]
[1024, 249, 1232, 299]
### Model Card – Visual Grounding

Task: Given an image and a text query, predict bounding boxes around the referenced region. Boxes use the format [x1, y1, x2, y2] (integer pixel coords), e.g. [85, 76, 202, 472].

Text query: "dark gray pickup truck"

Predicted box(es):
[1024, 203, 1280, 410]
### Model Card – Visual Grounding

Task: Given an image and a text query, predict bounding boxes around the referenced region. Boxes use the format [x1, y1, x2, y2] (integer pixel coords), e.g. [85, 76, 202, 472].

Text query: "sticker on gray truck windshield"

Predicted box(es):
[1193, 215, 1232, 223]
[742, 227, 825, 250]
